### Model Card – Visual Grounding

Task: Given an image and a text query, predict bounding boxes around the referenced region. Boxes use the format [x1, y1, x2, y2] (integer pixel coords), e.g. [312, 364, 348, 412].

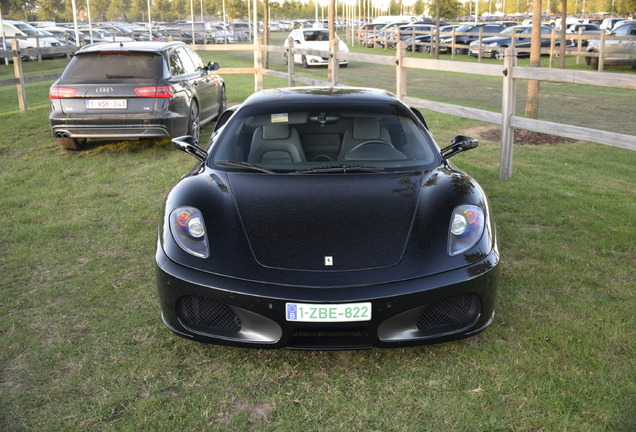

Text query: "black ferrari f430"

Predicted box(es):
[155, 86, 500, 350]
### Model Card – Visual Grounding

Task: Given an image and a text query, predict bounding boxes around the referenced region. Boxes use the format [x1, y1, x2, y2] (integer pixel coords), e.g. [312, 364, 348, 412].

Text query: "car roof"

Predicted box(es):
[75, 41, 185, 54]
[615, 20, 635, 28]
[241, 86, 399, 107]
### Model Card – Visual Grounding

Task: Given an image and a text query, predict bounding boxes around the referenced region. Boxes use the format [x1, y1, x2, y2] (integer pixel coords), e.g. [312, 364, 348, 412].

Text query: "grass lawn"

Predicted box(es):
[0, 41, 634, 431]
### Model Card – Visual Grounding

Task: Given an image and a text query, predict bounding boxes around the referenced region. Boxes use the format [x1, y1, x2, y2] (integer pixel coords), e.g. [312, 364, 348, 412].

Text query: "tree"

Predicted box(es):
[35, 0, 66, 20]
[152, 0, 171, 22]
[525, 0, 541, 119]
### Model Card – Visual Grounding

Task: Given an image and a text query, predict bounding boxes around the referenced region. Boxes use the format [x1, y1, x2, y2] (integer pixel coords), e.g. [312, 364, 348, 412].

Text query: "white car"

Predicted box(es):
[586, 21, 636, 69]
[283, 28, 349, 68]
[2, 20, 65, 59]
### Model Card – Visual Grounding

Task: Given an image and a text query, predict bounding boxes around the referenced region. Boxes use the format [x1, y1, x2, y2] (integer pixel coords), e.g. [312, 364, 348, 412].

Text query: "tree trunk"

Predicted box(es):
[524, 0, 542, 119]
[559, 0, 567, 68]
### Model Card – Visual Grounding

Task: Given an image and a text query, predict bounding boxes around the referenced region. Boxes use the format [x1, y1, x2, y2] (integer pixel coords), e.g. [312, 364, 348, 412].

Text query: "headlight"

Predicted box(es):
[448, 204, 485, 256]
[488, 42, 500, 47]
[169, 207, 209, 258]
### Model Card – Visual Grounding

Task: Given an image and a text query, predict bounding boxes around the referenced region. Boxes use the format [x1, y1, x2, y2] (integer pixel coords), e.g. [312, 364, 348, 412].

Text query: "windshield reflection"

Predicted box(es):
[211, 103, 439, 173]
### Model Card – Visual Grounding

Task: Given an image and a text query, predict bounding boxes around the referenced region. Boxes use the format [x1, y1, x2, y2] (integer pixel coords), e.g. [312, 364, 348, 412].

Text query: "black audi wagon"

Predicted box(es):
[49, 41, 225, 149]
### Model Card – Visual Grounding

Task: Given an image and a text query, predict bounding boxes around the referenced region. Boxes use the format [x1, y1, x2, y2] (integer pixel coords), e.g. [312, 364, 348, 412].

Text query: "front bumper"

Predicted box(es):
[470, 46, 496, 57]
[155, 243, 500, 350]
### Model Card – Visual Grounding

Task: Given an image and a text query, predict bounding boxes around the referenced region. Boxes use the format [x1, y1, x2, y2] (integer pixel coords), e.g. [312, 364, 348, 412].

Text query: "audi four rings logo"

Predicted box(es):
[95, 87, 114, 93]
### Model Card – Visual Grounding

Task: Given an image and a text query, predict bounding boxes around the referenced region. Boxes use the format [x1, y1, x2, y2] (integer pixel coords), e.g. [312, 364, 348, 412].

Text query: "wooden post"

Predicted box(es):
[254, 36, 263, 92]
[396, 42, 406, 100]
[499, 48, 516, 180]
[287, 37, 295, 87]
[477, 28, 483, 61]
[35, 33, 42, 62]
[598, 31, 605, 72]
[12, 39, 27, 113]
[576, 27, 583, 65]
[549, 28, 556, 68]
[330, 38, 339, 87]
[263, 0, 269, 69]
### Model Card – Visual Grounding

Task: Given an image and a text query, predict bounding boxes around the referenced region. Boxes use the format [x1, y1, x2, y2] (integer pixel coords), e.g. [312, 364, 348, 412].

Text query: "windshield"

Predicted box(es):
[14, 23, 38, 36]
[210, 101, 439, 173]
[303, 30, 329, 41]
[455, 24, 476, 32]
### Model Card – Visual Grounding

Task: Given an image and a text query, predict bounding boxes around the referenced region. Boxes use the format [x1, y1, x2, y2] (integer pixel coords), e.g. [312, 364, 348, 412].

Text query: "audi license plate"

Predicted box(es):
[86, 100, 127, 109]
[286, 302, 372, 322]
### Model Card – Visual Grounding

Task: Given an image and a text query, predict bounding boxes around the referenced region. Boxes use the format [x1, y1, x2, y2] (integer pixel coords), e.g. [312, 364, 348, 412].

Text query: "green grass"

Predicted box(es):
[0, 43, 635, 431]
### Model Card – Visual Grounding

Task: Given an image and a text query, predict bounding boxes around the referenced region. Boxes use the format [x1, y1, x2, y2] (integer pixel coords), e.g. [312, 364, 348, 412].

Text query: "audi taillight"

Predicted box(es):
[134, 85, 175, 98]
[49, 86, 77, 99]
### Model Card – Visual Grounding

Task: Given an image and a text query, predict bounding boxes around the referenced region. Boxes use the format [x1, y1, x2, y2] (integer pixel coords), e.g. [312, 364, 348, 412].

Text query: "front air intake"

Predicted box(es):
[177, 296, 242, 334]
[416, 294, 480, 336]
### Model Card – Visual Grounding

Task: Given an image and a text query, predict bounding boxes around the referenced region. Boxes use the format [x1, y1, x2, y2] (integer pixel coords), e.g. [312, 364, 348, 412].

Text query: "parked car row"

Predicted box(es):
[22, 20, 253, 49]
[468, 25, 570, 59]
[359, 21, 513, 54]
[358, 19, 635, 69]
[1, 20, 68, 59]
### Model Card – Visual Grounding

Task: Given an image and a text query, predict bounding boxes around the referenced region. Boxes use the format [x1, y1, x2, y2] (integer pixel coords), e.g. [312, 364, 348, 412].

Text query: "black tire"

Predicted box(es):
[57, 137, 87, 150]
[494, 47, 507, 60]
[187, 102, 200, 142]
[588, 56, 599, 70]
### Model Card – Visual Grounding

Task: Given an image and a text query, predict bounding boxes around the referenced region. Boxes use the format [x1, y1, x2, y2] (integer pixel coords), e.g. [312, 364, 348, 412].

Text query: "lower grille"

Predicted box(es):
[417, 294, 480, 336]
[177, 296, 242, 334]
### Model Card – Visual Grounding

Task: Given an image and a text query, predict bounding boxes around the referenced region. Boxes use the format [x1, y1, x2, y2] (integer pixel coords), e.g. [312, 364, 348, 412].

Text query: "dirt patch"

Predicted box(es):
[468, 126, 576, 146]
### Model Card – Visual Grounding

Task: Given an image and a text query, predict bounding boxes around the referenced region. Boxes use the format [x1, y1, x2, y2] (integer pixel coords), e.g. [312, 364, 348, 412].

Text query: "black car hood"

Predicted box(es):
[162, 166, 493, 288]
[228, 172, 421, 271]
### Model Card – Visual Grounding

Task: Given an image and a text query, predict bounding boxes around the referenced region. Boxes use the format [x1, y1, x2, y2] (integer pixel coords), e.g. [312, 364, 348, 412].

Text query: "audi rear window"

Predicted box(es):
[60, 52, 163, 83]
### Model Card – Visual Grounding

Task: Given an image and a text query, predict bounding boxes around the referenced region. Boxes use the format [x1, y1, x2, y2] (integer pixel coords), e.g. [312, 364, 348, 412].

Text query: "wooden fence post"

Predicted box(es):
[12, 39, 27, 113]
[330, 38, 339, 87]
[499, 47, 516, 180]
[254, 36, 263, 92]
[477, 29, 483, 61]
[287, 37, 295, 87]
[549, 28, 557, 68]
[598, 31, 605, 72]
[396, 42, 406, 100]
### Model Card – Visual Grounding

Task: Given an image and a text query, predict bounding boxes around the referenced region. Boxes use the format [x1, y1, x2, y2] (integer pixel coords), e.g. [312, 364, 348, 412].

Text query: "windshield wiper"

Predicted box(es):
[215, 160, 275, 174]
[292, 165, 385, 174]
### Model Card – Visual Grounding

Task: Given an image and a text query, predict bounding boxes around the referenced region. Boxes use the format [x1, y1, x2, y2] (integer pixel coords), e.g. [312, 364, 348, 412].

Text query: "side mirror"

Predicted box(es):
[441, 135, 478, 159]
[207, 61, 220, 71]
[172, 135, 208, 162]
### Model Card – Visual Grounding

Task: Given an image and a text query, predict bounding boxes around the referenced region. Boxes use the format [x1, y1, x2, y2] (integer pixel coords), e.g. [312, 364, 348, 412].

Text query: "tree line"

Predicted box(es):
[1, 0, 633, 24]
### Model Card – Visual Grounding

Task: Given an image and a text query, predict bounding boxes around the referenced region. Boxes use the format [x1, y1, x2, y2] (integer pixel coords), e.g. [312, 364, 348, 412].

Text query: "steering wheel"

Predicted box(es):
[347, 140, 394, 154]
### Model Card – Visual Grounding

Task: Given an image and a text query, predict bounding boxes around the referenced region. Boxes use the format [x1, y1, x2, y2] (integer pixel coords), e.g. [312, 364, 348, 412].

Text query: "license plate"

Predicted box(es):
[86, 99, 127, 109]
[286, 302, 372, 322]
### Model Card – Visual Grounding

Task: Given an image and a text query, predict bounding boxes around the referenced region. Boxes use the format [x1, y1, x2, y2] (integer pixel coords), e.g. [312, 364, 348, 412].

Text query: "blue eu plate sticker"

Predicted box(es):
[286, 304, 298, 321]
